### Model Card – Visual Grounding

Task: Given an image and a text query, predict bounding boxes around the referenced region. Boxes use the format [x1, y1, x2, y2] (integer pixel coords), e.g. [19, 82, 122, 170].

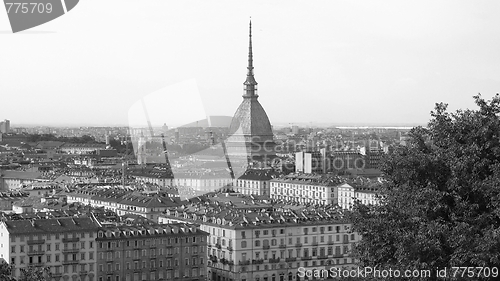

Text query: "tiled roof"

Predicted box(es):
[96, 223, 208, 239]
[5, 217, 100, 234]
[270, 173, 347, 187]
[61, 143, 106, 148]
[0, 171, 42, 180]
[237, 169, 282, 181]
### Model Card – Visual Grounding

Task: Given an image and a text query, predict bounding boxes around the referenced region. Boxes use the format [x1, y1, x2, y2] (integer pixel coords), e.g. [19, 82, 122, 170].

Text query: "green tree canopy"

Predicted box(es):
[349, 94, 500, 281]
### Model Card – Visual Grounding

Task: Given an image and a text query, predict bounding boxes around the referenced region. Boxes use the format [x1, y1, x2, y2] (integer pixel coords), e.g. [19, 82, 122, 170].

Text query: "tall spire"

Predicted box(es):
[244, 18, 258, 97]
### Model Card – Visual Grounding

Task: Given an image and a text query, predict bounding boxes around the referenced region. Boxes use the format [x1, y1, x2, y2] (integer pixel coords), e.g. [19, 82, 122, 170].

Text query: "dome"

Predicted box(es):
[229, 96, 273, 140]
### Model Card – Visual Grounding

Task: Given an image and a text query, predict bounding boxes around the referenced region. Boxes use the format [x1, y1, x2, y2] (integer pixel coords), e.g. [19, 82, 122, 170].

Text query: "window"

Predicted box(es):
[255, 240, 260, 247]
[241, 241, 247, 248]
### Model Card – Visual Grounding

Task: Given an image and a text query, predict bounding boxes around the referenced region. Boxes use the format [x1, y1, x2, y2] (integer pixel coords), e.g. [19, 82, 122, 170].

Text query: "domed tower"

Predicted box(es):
[226, 20, 277, 166]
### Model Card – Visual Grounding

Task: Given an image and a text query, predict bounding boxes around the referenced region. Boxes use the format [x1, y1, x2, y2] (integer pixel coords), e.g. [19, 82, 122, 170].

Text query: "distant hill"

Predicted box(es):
[179, 116, 232, 128]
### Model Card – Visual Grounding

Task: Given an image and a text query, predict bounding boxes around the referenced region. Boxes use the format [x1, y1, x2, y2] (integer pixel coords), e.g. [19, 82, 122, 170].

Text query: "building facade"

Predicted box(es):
[95, 223, 208, 281]
[159, 198, 360, 281]
[0, 217, 100, 280]
[234, 169, 282, 196]
[269, 174, 349, 206]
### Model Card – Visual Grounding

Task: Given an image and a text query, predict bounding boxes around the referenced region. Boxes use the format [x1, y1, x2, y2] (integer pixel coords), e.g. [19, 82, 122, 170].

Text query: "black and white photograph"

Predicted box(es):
[0, 1, 500, 280]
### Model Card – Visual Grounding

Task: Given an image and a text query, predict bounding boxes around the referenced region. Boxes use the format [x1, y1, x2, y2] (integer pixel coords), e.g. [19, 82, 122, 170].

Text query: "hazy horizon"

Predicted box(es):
[1, 1, 500, 127]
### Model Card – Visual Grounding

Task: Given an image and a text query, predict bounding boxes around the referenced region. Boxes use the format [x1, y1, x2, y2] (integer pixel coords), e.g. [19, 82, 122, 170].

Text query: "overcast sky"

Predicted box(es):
[1, 0, 500, 127]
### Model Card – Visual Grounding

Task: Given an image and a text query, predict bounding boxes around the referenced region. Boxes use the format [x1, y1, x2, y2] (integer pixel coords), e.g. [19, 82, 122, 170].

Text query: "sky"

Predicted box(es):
[1, 0, 500, 127]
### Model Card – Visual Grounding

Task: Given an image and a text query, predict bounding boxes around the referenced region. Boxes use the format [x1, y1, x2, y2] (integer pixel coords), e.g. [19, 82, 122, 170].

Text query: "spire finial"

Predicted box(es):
[248, 19, 253, 73]
[243, 18, 258, 97]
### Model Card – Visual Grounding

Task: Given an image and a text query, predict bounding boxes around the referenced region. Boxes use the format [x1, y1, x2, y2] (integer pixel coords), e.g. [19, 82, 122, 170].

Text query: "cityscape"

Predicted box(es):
[2, 1, 500, 281]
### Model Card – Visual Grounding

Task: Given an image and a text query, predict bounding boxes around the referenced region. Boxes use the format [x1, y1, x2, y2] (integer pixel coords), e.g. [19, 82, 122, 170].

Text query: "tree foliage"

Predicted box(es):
[18, 266, 51, 281]
[349, 94, 500, 280]
[0, 260, 15, 281]
[0, 262, 51, 281]
[27, 134, 101, 144]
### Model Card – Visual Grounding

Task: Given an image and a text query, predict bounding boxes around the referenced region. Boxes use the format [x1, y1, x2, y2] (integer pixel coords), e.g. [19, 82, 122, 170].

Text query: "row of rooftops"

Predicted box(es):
[237, 169, 284, 181]
[269, 173, 348, 187]
[2, 215, 207, 237]
[160, 193, 347, 228]
[0, 191, 28, 198]
[68, 187, 182, 208]
[163, 204, 347, 228]
[268, 173, 384, 189]
[3, 217, 99, 234]
[97, 223, 207, 239]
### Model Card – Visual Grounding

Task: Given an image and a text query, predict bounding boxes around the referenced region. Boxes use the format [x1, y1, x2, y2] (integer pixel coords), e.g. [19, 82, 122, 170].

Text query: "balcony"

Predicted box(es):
[332, 253, 344, 258]
[301, 256, 312, 260]
[295, 243, 302, 247]
[279, 244, 286, 249]
[312, 242, 318, 246]
[207, 244, 212, 248]
[252, 259, 264, 265]
[62, 260, 80, 265]
[327, 241, 334, 245]
[30, 262, 44, 267]
[27, 240, 45, 245]
[209, 255, 218, 263]
[318, 256, 328, 260]
[227, 246, 233, 252]
[285, 258, 296, 262]
[215, 243, 222, 250]
[62, 248, 80, 253]
[27, 250, 45, 256]
[269, 258, 280, 263]
[263, 245, 270, 250]
[238, 260, 250, 266]
[62, 237, 80, 243]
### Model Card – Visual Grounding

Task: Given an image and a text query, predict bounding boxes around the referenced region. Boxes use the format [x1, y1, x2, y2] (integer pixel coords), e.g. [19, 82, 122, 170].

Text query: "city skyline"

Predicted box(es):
[1, 1, 500, 126]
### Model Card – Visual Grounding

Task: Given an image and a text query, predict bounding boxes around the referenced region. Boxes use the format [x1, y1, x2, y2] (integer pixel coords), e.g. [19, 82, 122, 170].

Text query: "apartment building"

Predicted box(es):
[95, 223, 209, 281]
[353, 186, 380, 207]
[269, 174, 349, 206]
[0, 217, 100, 280]
[66, 188, 182, 221]
[159, 195, 360, 281]
[234, 169, 282, 196]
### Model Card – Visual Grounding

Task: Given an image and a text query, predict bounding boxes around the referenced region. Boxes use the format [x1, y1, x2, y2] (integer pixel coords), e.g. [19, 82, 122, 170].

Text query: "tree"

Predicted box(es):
[18, 266, 51, 281]
[0, 260, 15, 281]
[349, 94, 500, 280]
